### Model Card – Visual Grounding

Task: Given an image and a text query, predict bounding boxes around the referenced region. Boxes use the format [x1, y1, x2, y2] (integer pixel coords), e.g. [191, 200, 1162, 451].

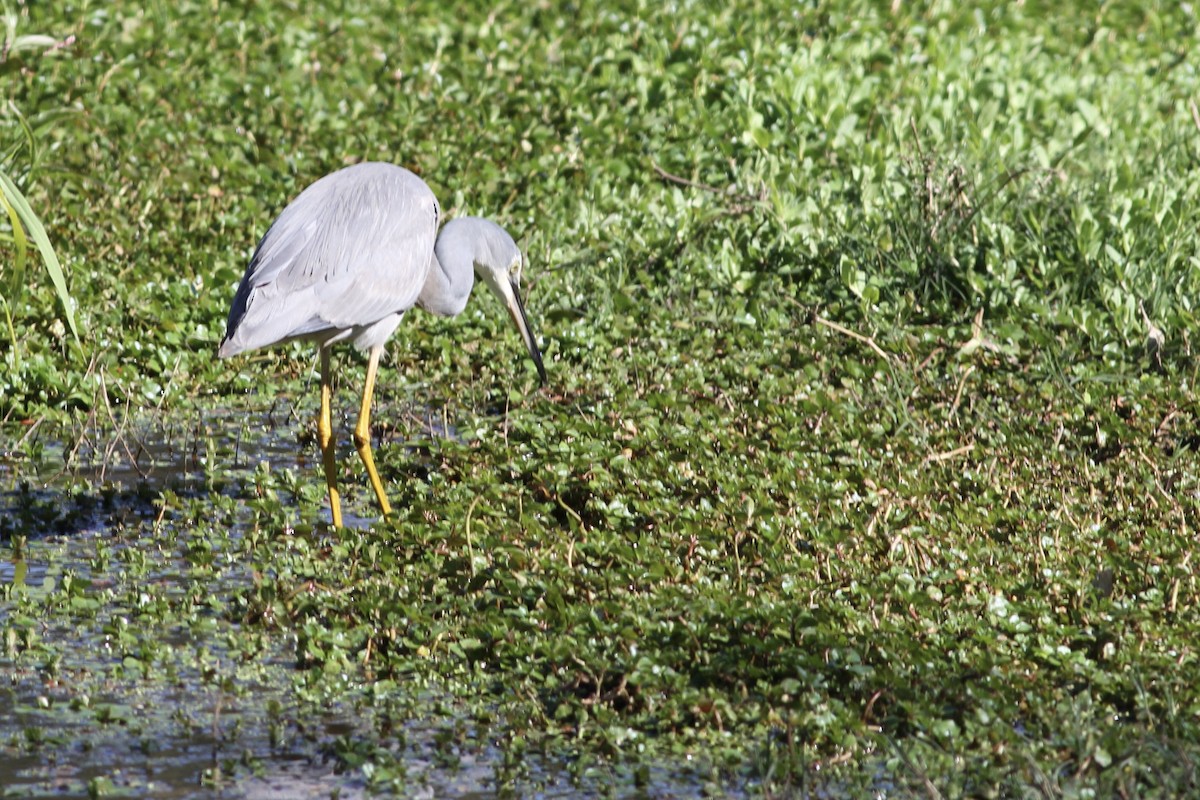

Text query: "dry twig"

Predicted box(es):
[815, 315, 894, 363]
[925, 443, 975, 464]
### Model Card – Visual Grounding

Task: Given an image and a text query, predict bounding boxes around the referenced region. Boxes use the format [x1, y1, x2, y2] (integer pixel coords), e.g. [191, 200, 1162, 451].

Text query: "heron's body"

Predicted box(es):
[220, 162, 545, 527]
[220, 163, 437, 358]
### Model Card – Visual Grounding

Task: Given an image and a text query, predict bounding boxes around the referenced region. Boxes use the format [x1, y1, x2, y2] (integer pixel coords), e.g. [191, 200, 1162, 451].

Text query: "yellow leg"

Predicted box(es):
[353, 345, 393, 518]
[318, 347, 343, 528]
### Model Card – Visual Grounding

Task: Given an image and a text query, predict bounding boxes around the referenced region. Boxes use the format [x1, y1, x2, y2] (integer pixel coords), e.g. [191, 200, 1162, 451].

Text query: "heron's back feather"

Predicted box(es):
[219, 162, 438, 356]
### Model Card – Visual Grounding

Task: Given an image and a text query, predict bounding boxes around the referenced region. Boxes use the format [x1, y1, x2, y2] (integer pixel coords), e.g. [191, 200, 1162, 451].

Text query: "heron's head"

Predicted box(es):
[447, 217, 547, 386]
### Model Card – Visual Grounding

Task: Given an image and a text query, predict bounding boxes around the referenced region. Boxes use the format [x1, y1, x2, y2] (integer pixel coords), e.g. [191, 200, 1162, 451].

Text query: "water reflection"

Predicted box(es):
[0, 408, 716, 799]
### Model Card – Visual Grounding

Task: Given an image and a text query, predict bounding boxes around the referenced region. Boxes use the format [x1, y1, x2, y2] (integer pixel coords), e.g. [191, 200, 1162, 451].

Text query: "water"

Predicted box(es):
[0, 412, 714, 799]
[2, 666, 370, 799]
[1, 412, 373, 798]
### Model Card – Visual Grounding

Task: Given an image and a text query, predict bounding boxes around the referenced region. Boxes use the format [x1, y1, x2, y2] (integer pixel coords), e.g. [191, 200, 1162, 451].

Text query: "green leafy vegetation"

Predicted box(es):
[2, 0, 1199, 796]
[0, 10, 79, 356]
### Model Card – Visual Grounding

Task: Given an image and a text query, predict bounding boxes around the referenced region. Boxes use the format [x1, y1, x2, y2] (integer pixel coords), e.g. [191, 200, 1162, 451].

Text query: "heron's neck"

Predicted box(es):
[418, 230, 475, 317]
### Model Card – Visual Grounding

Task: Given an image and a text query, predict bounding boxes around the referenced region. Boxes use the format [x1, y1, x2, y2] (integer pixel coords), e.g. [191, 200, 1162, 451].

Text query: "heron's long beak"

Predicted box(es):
[502, 275, 547, 386]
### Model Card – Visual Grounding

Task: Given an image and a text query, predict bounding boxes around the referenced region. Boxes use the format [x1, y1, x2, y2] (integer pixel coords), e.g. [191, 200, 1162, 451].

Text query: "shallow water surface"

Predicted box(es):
[0, 413, 716, 798]
[3, 414, 378, 797]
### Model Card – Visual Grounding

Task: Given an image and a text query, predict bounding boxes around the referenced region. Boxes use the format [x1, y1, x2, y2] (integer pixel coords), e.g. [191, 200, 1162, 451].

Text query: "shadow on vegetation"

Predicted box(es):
[1, 407, 288, 542]
[1, 392, 465, 543]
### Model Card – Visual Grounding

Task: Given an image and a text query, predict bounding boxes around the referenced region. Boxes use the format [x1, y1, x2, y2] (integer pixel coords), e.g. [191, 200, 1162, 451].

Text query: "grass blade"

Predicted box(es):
[0, 167, 79, 340]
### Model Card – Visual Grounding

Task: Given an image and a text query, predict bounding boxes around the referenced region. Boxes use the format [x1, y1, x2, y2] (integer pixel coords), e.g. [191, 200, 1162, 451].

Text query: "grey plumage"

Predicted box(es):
[220, 163, 438, 356]
[219, 161, 546, 527]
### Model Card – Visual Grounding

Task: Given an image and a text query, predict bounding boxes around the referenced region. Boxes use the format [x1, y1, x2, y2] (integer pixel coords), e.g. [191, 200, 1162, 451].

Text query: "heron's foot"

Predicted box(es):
[318, 431, 343, 528]
[353, 430, 393, 518]
[327, 488, 344, 528]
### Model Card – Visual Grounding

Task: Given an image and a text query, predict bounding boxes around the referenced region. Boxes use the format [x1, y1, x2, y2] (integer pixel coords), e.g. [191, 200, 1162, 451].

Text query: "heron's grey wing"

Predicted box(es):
[306, 171, 439, 329]
[220, 164, 438, 356]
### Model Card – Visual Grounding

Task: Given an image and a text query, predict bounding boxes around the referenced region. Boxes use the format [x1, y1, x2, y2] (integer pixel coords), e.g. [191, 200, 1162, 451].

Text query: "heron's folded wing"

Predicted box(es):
[223, 165, 438, 349]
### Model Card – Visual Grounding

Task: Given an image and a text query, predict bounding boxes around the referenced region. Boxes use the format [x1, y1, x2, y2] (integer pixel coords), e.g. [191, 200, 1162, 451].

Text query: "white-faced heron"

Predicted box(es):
[219, 162, 546, 527]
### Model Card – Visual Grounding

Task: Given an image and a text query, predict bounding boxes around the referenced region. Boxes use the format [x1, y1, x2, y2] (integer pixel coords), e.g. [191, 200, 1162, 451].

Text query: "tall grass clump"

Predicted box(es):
[0, 6, 81, 416]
